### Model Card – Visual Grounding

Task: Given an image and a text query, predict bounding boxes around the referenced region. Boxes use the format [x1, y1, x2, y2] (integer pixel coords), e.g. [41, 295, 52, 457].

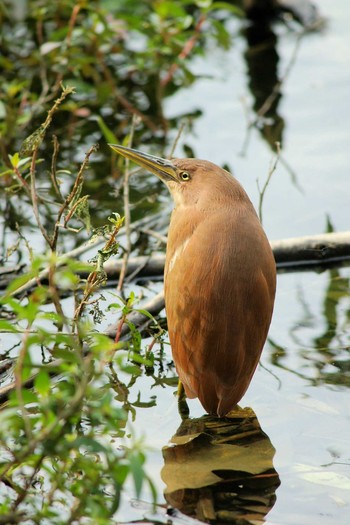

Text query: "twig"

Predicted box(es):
[169, 121, 186, 158]
[12, 165, 31, 195]
[117, 116, 138, 293]
[29, 149, 52, 246]
[139, 228, 167, 244]
[41, 85, 76, 136]
[257, 142, 280, 223]
[115, 91, 158, 133]
[30, 3, 80, 114]
[50, 135, 62, 198]
[66, 3, 81, 47]
[52, 143, 98, 250]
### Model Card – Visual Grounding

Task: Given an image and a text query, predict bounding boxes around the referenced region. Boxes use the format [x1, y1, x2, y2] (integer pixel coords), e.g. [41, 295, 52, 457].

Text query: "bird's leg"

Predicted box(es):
[177, 380, 189, 419]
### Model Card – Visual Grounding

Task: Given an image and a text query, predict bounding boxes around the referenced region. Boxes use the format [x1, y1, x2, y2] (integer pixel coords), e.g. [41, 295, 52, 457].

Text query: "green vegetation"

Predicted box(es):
[0, 86, 157, 523]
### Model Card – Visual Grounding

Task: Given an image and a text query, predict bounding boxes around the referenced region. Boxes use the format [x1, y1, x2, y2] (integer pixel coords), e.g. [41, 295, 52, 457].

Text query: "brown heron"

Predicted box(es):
[110, 144, 276, 417]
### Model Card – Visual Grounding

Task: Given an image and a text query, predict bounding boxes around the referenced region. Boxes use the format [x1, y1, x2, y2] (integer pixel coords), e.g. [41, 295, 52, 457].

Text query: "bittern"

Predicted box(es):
[110, 144, 276, 417]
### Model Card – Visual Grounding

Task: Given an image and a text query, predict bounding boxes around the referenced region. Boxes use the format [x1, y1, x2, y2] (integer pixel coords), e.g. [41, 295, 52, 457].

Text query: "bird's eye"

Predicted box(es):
[180, 171, 191, 181]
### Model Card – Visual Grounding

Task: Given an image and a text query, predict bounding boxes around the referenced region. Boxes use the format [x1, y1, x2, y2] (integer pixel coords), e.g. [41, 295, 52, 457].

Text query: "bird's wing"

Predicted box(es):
[164, 207, 275, 416]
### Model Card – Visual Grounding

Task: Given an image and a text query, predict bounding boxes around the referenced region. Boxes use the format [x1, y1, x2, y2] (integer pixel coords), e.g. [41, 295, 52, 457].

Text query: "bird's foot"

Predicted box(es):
[177, 381, 189, 419]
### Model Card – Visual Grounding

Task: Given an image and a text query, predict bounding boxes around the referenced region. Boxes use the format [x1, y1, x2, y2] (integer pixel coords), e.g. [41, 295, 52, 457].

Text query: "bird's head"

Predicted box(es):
[109, 144, 248, 208]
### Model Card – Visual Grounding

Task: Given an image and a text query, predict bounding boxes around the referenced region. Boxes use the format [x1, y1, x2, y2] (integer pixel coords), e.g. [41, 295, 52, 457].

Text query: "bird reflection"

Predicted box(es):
[162, 406, 280, 524]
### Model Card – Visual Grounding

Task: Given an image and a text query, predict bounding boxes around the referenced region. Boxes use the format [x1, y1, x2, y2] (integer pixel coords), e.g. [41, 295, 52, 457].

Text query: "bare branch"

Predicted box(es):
[117, 116, 138, 293]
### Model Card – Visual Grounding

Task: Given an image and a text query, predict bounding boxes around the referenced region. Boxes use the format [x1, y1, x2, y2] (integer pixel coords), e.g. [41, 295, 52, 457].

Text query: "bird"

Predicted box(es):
[109, 144, 276, 417]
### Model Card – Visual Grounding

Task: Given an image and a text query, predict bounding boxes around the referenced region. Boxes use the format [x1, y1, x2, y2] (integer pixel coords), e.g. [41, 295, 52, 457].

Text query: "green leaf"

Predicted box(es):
[19, 125, 46, 157]
[208, 2, 244, 16]
[129, 451, 145, 498]
[12, 388, 38, 405]
[50, 348, 81, 363]
[0, 319, 18, 332]
[35, 370, 51, 397]
[3, 270, 38, 296]
[73, 436, 109, 454]
[9, 152, 20, 167]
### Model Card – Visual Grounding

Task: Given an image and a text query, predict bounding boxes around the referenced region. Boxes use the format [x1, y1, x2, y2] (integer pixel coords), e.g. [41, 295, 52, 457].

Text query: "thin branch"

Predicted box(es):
[257, 142, 280, 223]
[139, 228, 167, 245]
[50, 135, 62, 198]
[169, 121, 186, 158]
[65, 3, 81, 47]
[29, 149, 52, 247]
[117, 116, 138, 293]
[12, 165, 31, 195]
[51, 143, 97, 250]
[41, 85, 76, 136]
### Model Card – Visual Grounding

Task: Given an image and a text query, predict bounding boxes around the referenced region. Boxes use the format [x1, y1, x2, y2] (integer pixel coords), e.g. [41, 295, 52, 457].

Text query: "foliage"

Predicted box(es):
[0, 302, 155, 524]
[0, 0, 242, 249]
[0, 85, 162, 522]
[0, 0, 241, 160]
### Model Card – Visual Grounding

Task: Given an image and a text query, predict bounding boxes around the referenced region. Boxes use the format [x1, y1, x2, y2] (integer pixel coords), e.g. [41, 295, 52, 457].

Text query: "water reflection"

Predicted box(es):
[162, 406, 280, 524]
[270, 266, 350, 388]
[241, 1, 324, 165]
[243, 20, 284, 151]
[313, 267, 350, 386]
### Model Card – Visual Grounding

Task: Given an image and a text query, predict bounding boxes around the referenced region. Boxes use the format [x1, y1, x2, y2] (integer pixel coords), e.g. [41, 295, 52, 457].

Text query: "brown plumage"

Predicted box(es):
[110, 145, 276, 417]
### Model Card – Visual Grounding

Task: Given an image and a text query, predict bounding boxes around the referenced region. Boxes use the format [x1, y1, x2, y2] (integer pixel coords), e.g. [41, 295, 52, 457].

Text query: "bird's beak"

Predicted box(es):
[109, 144, 178, 183]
